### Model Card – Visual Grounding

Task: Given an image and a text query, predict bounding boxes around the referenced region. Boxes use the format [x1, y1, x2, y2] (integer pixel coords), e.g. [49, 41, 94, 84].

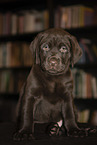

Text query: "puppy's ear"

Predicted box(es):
[68, 35, 82, 67]
[30, 33, 42, 64]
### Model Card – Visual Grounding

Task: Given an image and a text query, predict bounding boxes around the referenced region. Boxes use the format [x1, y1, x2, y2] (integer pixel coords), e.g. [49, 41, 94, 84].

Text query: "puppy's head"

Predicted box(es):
[30, 28, 82, 75]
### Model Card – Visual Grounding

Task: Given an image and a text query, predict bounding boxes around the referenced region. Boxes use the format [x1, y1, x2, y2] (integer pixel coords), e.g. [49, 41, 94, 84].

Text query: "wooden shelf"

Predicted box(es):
[65, 26, 97, 39]
[0, 26, 97, 42]
[54, 0, 97, 8]
[74, 64, 97, 77]
[0, 93, 19, 101]
[0, 32, 39, 42]
[74, 63, 97, 69]
[0, 66, 31, 71]
[74, 98, 97, 110]
[0, 0, 47, 11]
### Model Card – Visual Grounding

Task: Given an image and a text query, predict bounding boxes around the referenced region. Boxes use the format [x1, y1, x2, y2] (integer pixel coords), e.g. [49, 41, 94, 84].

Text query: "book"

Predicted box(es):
[90, 111, 97, 125]
[22, 42, 32, 66]
[0, 13, 3, 35]
[78, 38, 97, 64]
[86, 73, 92, 98]
[24, 10, 36, 33]
[78, 110, 90, 123]
[6, 42, 12, 67]
[60, 6, 72, 28]
[54, 6, 62, 28]
[18, 12, 24, 34]
[0, 44, 3, 67]
[78, 41, 86, 64]
[0, 71, 11, 93]
[93, 6, 97, 25]
[91, 76, 97, 99]
[11, 13, 18, 35]
[5, 12, 11, 35]
[84, 7, 94, 26]
[43, 10, 49, 30]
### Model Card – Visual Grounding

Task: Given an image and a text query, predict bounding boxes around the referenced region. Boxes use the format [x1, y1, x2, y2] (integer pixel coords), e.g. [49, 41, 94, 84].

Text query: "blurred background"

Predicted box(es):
[0, 0, 97, 125]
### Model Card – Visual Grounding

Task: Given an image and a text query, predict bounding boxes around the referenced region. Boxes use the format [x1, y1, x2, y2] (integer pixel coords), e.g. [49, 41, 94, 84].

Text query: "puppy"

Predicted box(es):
[13, 28, 87, 140]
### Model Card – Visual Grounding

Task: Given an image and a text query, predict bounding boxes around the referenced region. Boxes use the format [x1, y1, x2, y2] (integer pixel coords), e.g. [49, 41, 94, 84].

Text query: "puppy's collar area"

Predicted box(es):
[39, 65, 70, 77]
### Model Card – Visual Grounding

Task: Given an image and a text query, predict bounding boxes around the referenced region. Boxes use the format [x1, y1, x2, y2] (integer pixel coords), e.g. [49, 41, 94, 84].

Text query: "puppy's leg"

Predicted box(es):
[62, 100, 88, 137]
[13, 85, 35, 140]
[13, 98, 35, 140]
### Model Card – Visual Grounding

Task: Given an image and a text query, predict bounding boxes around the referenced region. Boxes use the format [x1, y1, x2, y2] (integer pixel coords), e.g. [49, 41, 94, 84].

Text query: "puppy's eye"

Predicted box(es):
[60, 46, 68, 53]
[42, 44, 50, 51]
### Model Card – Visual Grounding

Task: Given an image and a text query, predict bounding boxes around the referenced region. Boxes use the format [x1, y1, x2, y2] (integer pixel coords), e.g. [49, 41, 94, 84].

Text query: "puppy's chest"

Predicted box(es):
[47, 81, 55, 93]
[44, 81, 64, 96]
[41, 81, 65, 104]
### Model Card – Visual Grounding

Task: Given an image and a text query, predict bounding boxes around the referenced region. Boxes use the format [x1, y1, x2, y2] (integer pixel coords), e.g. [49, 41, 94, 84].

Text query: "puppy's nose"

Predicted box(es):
[49, 57, 59, 67]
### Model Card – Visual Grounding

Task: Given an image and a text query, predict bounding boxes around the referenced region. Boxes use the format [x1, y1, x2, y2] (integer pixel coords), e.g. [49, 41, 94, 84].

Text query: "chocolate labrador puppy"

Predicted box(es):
[13, 28, 87, 140]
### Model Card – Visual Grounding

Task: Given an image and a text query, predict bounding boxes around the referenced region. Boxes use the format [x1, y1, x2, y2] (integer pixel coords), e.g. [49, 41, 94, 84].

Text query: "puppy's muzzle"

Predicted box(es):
[48, 56, 60, 69]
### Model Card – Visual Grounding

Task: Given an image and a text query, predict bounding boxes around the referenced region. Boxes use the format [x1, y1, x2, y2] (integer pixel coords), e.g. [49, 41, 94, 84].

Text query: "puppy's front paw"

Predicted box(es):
[86, 127, 97, 136]
[13, 129, 35, 141]
[67, 128, 88, 137]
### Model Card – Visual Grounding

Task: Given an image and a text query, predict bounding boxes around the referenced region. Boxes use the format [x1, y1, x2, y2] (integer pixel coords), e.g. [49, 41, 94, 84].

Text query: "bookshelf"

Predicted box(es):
[0, 0, 97, 124]
[66, 26, 97, 39]
[0, 32, 39, 42]
[0, 26, 97, 42]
